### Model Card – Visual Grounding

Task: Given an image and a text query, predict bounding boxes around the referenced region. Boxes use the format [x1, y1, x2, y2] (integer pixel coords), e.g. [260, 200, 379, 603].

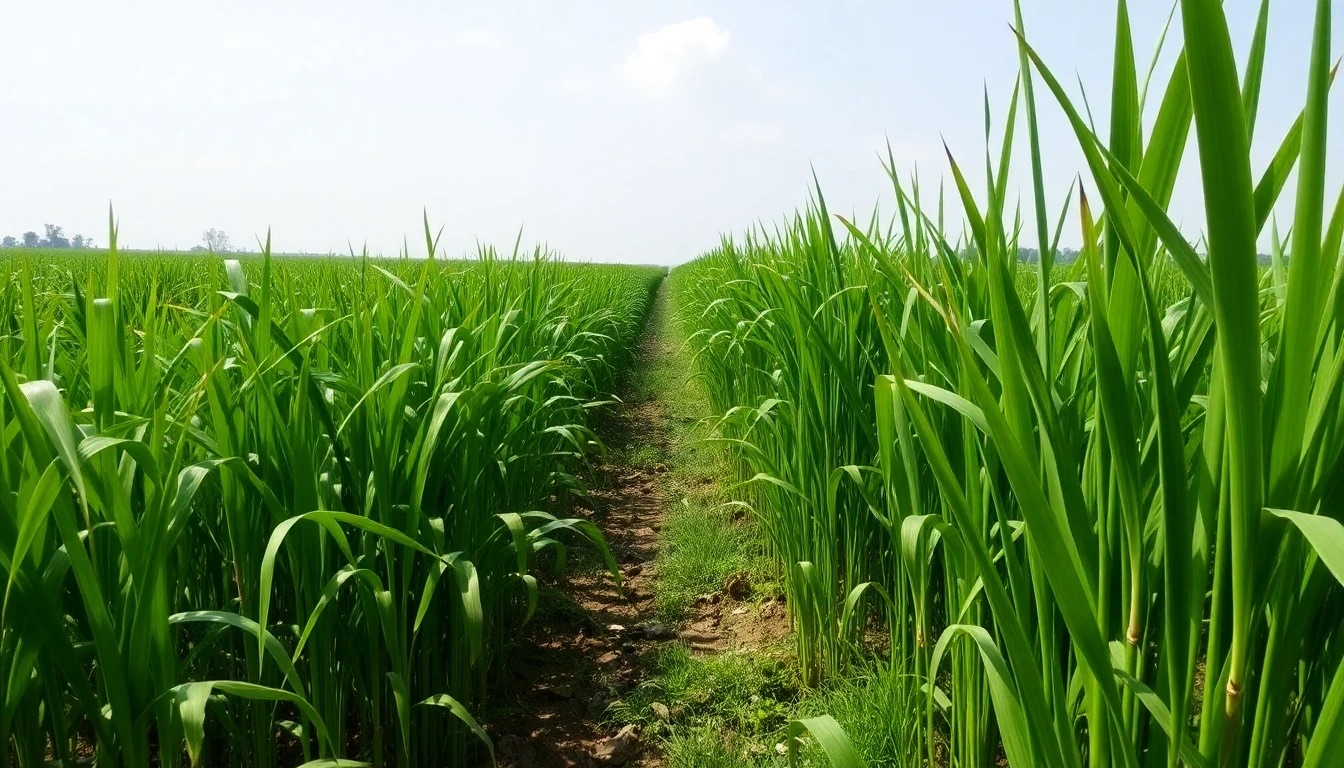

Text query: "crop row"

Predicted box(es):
[676, 1, 1344, 765]
[0, 239, 662, 766]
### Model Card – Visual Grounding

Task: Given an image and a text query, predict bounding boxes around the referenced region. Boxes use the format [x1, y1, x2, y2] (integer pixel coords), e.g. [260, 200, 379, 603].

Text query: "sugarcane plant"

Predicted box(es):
[676, 0, 1344, 765]
[0, 224, 662, 766]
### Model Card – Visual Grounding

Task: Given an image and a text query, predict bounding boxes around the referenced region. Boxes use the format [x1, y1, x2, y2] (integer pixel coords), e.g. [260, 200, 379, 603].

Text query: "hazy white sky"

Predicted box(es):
[2, 1, 1340, 264]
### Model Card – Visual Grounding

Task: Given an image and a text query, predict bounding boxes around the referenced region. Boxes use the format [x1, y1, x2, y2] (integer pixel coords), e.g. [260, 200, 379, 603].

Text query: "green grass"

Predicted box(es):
[609, 644, 916, 768]
[663, 726, 764, 768]
[790, 666, 920, 768]
[609, 643, 798, 738]
[654, 505, 769, 620]
[617, 284, 774, 621]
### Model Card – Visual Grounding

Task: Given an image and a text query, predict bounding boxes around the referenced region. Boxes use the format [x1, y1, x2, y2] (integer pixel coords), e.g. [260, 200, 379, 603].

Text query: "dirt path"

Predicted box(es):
[484, 284, 676, 768]
[483, 281, 792, 767]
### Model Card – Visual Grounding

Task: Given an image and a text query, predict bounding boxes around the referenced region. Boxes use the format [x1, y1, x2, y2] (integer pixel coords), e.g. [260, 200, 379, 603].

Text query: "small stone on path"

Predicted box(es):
[593, 724, 641, 765]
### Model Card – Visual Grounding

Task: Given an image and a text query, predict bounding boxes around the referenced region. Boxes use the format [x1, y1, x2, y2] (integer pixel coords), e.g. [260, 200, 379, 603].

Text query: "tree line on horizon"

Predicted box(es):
[0, 224, 96, 250]
[0, 226, 238, 253]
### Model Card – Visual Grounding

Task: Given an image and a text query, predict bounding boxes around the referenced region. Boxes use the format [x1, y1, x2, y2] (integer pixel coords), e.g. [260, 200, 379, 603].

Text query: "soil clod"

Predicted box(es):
[593, 725, 642, 765]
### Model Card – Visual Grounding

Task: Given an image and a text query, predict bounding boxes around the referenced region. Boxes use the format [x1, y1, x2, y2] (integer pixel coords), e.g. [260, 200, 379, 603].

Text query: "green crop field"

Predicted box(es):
[669, 1, 1344, 766]
[0, 238, 662, 766]
[3, 0, 1343, 767]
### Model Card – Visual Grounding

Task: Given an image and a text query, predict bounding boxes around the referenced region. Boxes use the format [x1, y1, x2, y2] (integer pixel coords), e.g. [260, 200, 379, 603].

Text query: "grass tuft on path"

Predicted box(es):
[619, 282, 774, 621]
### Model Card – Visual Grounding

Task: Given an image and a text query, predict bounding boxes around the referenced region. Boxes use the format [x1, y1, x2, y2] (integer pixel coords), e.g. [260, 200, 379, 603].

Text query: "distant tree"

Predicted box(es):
[202, 228, 231, 252]
[42, 224, 70, 248]
[71, 234, 95, 249]
[22, 231, 40, 248]
[1, 236, 16, 248]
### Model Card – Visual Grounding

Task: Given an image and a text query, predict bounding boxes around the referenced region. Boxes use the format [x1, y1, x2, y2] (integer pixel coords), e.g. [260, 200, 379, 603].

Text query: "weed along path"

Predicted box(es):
[486, 279, 791, 767]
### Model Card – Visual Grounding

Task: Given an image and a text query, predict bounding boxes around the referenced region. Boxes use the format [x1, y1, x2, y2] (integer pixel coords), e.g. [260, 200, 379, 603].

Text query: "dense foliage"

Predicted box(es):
[0, 241, 662, 766]
[677, 0, 1344, 765]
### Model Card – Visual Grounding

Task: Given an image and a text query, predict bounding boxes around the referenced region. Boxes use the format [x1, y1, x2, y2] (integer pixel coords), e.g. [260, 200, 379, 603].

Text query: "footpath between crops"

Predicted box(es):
[482, 279, 793, 767]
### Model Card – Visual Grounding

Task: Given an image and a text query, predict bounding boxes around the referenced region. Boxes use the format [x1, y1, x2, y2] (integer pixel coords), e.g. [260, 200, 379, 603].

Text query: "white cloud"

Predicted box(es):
[453, 28, 506, 49]
[620, 17, 730, 93]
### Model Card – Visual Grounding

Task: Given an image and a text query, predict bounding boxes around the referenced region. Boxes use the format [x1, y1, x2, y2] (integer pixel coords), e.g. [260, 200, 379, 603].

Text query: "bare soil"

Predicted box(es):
[679, 591, 792, 655]
[484, 459, 668, 767]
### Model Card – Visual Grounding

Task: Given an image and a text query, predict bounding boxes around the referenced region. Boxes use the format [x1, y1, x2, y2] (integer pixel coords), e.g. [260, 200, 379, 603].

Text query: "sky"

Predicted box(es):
[1, 1, 1340, 265]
